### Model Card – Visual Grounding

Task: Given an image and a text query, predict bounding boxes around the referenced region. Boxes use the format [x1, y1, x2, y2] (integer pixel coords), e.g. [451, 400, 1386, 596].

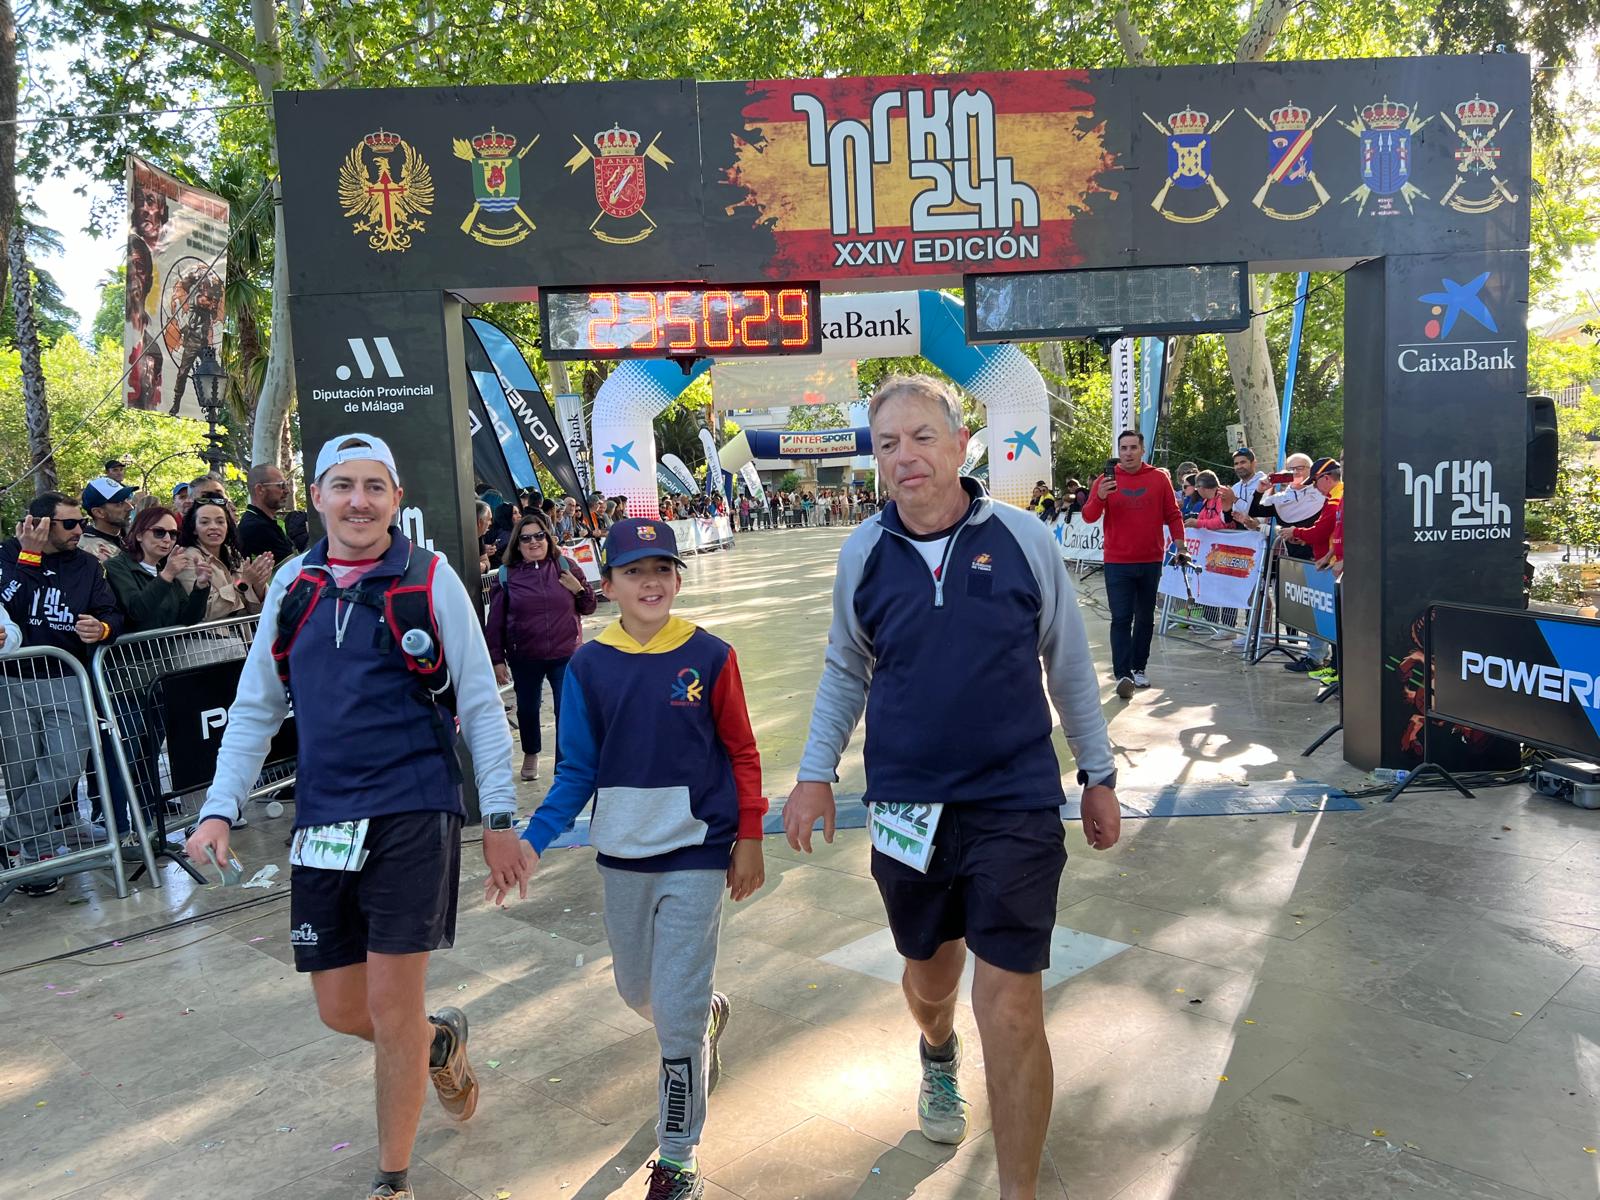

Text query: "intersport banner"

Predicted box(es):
[124, 156, 229, 419]
[464, 317, 588, 507]
[1158, 528, 1266, 608]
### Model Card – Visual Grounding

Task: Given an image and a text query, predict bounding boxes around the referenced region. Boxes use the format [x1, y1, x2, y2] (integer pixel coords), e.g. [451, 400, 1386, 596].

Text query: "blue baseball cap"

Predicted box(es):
[82, 476, 135, 509]
[603, 518, 686, 572]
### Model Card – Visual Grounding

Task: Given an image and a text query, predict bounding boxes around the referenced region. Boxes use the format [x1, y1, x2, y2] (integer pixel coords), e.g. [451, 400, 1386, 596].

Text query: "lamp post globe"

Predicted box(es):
[190, 344, 229, 475]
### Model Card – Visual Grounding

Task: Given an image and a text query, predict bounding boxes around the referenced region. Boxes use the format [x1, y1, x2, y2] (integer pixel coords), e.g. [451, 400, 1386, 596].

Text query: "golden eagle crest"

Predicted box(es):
[338, 129, 434, 252]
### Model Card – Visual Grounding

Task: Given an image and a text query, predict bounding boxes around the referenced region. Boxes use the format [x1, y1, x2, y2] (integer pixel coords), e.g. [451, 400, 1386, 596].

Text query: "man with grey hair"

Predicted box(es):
[239, 463, 296, 563]
[785, 373, 1119, 1200]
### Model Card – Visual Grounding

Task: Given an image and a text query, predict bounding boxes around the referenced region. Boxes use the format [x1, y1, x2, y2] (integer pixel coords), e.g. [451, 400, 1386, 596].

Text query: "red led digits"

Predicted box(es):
[739, 289, 772, 348]
[702, 290, 736, 350]
[777, 288, 810, 347]
[586, 291, 620, 350]
[664, 290, 697, 351]
[626, 291, 661, 350]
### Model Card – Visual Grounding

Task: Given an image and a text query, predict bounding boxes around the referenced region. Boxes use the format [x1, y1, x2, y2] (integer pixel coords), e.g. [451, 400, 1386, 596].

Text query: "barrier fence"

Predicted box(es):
[91, 614, 296, 886]
[1, 646, 142, 901]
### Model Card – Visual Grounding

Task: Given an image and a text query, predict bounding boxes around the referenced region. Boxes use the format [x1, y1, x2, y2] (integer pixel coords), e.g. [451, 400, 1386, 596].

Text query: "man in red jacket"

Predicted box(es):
[1080, 430, 1189, 698]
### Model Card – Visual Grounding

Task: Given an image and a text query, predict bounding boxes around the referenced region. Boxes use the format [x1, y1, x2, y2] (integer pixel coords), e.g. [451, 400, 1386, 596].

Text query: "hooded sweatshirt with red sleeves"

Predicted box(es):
[1079, 463, 1187, 564]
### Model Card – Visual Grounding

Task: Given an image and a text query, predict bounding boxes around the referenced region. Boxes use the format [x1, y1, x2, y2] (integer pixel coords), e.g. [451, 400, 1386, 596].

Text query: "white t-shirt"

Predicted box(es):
[1231, 470, 1268, 516]
[908, 535, 950, 579]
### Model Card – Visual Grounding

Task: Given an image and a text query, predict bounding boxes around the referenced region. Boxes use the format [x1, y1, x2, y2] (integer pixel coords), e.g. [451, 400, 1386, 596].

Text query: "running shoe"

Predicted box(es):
[1209, 629, 1236, 641]
[1284, 657, 1322, 673]
[1115, 676, 1136, 700]
[1132, 671, 1151, 689]
[18, 876, 62, 898]
[368, 1187, 413, 1199]
[427, 1006, 479, 1120]
[917, 1034, 969, 1145]
[644, 1159, 704, 1200]
[707, 991, 730, 1093]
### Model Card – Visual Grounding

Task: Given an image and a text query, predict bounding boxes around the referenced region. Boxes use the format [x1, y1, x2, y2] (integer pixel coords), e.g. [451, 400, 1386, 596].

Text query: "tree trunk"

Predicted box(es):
[10, 226, 55, 493]
[246, 0, 296, 470]
[0, 0, 16, 307]
[1224, 277, 1280, 456]
[1034, 339, 1073, 439]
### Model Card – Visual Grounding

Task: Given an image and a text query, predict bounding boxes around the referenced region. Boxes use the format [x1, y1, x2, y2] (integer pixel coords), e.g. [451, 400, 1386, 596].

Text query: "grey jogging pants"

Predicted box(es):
[598, 865, 724, 1163]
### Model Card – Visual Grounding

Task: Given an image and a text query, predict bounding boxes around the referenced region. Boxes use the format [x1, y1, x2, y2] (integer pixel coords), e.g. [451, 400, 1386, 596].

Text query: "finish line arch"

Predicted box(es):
[590, 290, 1049, 516]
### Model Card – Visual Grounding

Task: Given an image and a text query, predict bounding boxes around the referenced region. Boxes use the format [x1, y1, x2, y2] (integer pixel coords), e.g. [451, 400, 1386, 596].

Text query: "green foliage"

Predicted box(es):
[0, 337, 211, 528]
[92, 269, 125, 349]
[1529, 334, 1600, 397]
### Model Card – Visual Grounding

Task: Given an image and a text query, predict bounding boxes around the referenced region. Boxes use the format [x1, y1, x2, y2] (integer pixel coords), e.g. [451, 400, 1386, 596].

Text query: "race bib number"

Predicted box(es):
[289, 820, 371, 871]
[868, 802, 943, 873]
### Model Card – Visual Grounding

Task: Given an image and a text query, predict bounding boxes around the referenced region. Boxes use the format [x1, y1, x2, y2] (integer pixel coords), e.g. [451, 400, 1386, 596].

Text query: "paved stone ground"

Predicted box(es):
[3, 525, 1598, 1200]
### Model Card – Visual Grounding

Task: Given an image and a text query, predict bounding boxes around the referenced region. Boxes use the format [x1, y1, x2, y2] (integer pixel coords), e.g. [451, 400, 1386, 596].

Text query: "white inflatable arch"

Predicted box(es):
[590, 290, 1050, 515]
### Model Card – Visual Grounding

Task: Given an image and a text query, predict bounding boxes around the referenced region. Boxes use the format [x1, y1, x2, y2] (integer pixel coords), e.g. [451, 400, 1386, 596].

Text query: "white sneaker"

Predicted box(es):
[1115, 676, 1136, 700]
[1210, 629, 1236, 641]
[1132, 671, 1150, 688]
[917, 1035, 969, 1145]
[1231, 636, 1248, 650]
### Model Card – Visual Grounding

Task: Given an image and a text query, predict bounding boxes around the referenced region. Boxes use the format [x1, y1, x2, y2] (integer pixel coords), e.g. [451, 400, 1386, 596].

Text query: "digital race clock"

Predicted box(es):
[964, 264, 1250, 343]
[539, 282, 822, 360]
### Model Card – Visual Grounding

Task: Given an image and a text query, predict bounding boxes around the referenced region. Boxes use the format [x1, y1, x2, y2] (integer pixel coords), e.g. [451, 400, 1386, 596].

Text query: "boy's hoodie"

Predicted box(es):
[522, 615, 765, 871]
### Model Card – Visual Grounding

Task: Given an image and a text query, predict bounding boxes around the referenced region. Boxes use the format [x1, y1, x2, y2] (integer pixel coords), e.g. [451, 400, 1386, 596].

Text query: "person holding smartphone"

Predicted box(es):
[1079, 429, 1188, 698]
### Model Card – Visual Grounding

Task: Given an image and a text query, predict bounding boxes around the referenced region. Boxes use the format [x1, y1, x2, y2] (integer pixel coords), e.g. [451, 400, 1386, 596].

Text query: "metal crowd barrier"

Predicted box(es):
[1, 645, 142, 901]
[91, 614, 295, 886]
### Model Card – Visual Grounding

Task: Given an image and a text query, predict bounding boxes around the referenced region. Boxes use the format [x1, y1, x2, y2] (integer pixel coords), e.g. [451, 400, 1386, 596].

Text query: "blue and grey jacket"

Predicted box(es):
[798, 478, 1115, 809]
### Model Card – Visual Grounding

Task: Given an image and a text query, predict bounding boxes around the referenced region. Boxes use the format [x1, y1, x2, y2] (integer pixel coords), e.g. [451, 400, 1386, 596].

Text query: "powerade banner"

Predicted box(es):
[1137, 337, 1166, 452]
[1277, 556, 1339, 645]
[464, 318, 589, 506]
[162, 660, 297, 794]
[275, 55, 1530, 297]
[1429, 604, 1600, 759]
[124, 156, 229, 419]
[764, 429, 870, 458]
[1158, 528, 1266, 609]
[464, 373, 520, 502]
[462, 324, 540, 489]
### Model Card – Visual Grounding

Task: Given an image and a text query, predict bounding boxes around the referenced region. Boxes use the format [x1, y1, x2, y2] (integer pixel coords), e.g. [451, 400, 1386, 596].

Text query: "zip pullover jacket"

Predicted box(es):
[486, 554, 597, 664]
[1079, 463, 1186, 564]
[198, 530, 516, 829]
[798, 479, 1115, 808]
[522, 616, 766, 871]
[0, 538, 124, 666]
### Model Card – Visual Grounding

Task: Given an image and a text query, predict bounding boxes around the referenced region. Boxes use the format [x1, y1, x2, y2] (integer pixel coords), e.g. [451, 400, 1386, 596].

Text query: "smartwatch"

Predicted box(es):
[486, 812, 516, 832]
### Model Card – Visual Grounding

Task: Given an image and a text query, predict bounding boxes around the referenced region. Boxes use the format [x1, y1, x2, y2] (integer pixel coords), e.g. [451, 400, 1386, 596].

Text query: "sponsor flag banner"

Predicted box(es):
[464, 372, 520, 502]
[713, 357, 859, 410]
[1158, 528, 1266, 608]
[1277, 557, 1339, 644]
[464, 317, 590, 515]
[462, 321, 540, 489]
[554, 392, 591, 494]
[739, 461, 769, 509]
[124, 156, 229, 419]
[1110, 337, 1135, 448]
[698, 428, 727, 497]
[657, 463, 692, 495]
[961, 426, 989, 476]
[661, 454, 698, 495]
[1137, 337, 1165, 452]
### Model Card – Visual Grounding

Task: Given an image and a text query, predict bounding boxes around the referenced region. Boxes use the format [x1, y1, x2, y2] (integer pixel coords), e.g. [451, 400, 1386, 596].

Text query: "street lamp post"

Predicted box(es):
[190, 344, 229, 475]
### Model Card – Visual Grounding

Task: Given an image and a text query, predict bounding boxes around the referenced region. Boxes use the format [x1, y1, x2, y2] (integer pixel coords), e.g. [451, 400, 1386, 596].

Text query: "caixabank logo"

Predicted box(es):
[1397, 271, 1517, 375]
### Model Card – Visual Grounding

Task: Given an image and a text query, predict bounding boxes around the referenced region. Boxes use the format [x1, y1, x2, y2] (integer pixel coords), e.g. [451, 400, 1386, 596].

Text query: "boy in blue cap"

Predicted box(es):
[490, 517, 766, 1200]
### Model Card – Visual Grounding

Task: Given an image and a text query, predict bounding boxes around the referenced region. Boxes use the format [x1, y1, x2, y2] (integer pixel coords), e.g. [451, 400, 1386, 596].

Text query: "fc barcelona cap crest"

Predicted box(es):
[603, 518, 686, 571]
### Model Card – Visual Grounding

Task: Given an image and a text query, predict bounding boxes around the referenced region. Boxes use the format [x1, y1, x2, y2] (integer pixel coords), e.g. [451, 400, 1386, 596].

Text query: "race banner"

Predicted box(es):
[961, 426, 989, 476]
[464, 372, 520, 503]
[739, 461, 768, 509]
[554, 392, 591, 494]
[661, 454, 698, 495]
[1137, 336, 1166, 451]
[774, 429, 862, 457]
[1110, 337, 1135, 446]
[1277, 556, 1339, 645]
[124, 156, 229, 419]
[1159, 528, 1266, 608]
[1049, 513, 1104, 563]
[698, 428, 727, 498]
[657, 463, 693, 495]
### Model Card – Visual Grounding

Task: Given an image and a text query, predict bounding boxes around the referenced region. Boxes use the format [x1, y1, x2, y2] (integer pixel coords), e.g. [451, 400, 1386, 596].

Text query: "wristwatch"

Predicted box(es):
[485, 812, 516, 832]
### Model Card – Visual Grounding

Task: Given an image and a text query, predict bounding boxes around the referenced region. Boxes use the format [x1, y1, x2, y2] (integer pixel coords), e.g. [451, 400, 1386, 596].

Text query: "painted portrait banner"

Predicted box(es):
[124, 156, 229, 420]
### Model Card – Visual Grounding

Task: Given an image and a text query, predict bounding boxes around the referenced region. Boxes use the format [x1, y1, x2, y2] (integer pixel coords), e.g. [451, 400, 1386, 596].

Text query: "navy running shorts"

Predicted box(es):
[871, 804, 1066, 974]
[288, 811, 462, 973]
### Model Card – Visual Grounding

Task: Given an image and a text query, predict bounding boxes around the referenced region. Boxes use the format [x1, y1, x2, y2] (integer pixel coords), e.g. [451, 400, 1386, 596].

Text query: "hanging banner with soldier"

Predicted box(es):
[123, 156, 230, 420]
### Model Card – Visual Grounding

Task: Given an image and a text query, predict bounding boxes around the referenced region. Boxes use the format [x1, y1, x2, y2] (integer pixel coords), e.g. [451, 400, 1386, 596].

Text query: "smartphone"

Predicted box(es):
[1104, 458, 1118, 477]
[1269, 472, 1294, 484]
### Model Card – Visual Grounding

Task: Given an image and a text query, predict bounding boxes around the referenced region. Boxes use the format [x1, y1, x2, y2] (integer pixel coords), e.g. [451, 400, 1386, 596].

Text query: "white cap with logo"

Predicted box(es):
[313, 432, 400, 485]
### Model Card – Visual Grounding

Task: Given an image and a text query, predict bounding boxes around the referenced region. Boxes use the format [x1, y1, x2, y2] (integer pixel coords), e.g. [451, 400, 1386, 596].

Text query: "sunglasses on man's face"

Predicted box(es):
[193, 495, 228, 507]
[519, 532, 548, 544]
[54, 517, 85, 530]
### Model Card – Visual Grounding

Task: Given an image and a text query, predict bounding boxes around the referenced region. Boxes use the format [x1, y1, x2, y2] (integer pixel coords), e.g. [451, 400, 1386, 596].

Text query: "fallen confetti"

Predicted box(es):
[1372, 1129, 1387, 1138]
[548, 1077, 562, 1084]
[35, 1100, 47, 1107]
[807, 983, 818, 990]
[1175, 988, 1186, 994]
[1218, 1075, 1228, 1082]
[276, 1126, 295, 1133]
[1512, 1011, 1524, 1017]
[497, 1191, 512, 1199]
[331, 1142, 351, 1152]
[1242, 1019, 1255, 1025]
[66, 897, 89, 906]
[871, 1168, 882, 1175]
[200, 1140, 225, 1151]
[44, 984, 56, 990]
[249, 936, 267, 943]
[457, 984, 468, 991]
[576, 954, 584, 967]
[56, 989, 78, 996]
[1585, 1147, 1596, 1155]
[112, 940, 123, 947]
[113, 1012, 125, 1019]
[487, 1060, 501, 1069]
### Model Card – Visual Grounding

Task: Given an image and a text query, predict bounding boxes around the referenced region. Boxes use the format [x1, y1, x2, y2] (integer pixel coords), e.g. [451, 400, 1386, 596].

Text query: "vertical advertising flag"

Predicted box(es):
[464, 317, 589, 504]
[554, 393, 592, 495]
[1137, 337, 1166, 453]
[124, 156, 230, 419]
[1109, 337, 1135, 451]
[699, 428, 727, 498]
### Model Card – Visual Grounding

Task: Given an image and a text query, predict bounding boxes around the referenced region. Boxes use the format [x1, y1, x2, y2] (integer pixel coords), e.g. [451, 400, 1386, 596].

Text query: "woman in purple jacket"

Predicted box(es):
[487, 511, 597, 780]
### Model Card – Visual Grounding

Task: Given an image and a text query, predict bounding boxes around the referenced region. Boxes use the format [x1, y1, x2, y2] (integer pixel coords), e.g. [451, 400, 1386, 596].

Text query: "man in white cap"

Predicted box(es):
[186, 433, 528, 1200]
[80, 476, 136, 561]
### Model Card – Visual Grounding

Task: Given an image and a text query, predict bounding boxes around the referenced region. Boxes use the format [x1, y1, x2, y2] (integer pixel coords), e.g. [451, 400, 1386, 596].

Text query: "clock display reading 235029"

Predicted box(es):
[539, 282, 823, 360]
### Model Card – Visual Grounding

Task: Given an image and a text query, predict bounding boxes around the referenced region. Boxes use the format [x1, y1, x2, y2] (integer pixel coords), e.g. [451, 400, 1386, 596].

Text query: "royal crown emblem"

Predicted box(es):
[1143, 104, 1235, 224]
[337, 128, 433, 253]
[1245, 101, 1337, 220]
[1438, 95, 1518, 214]
[451, 126, 539, 246]
[565, 123, 674, 245]
[1341, 97, 1433, 217]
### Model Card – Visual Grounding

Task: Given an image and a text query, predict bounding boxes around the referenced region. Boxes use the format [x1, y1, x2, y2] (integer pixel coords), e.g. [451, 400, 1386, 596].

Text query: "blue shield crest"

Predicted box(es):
[1268, 131, 1312, 186]
[1359, 129, 1410, 196]
[1167, 133, 1211, 190]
